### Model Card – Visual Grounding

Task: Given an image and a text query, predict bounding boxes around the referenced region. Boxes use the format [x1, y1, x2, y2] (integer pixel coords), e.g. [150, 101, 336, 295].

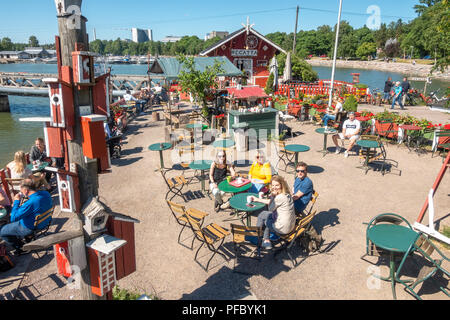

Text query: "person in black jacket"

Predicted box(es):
[382, 77, 393, 104]
[401, 77, 411, 106]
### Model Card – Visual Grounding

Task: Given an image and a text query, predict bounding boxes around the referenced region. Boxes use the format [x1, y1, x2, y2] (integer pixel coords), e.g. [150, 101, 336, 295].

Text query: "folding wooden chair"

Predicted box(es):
[298, 190, 318, 217]
[160, 169, 188, 202]
[273, 210, 317, 268]
[395, 233, 450, 300]
[184, 210, 230, 271]
[23, 206, 54, 258]
[231, 224, 262, 274]
[166, 201, 208, 249]
[274, 139, 295, 172]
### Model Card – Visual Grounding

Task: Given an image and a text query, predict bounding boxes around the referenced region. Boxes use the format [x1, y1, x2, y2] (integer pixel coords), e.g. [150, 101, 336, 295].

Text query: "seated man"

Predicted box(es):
[292, 162, 313, 215]
[123, 90, 141, 114]
[322, 97, 343, 130]
[332, 112, 361, 158]
[248, 151, 272, 194]
[0, 179, 52, 254]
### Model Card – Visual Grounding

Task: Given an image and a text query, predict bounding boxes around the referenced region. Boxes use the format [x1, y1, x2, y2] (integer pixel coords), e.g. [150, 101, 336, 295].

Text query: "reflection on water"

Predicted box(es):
[0, 63, 448, 168]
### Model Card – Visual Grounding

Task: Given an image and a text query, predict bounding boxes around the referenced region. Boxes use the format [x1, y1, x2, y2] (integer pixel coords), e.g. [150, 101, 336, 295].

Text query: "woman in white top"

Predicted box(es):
[250, 175, 296, 249]
[322, 97, 343, 129]
[7, 151, 50, 191]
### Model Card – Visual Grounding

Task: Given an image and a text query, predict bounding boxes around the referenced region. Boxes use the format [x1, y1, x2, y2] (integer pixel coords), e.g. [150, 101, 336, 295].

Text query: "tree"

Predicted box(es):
[1, 37, 13, 51]
[275, 53, 318, 82]
[29, 35, 39, 47]
[356, 42, 377, 60]
[414, 0, 441, 15]
[177, 55, 225, 120]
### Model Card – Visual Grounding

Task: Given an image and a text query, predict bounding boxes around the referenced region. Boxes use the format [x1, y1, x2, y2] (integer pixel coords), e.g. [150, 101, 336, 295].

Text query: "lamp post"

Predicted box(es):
[328, 0, 343, 109]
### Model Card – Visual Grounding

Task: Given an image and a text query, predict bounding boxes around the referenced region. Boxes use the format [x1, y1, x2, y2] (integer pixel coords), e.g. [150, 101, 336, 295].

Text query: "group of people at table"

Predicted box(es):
[0, 137, 57, 255]
[208, 150, 313, 250]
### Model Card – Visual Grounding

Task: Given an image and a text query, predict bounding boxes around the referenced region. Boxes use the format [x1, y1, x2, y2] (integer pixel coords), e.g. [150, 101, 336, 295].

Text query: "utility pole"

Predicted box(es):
[328, 0, 343, 109]
[54, 0, 101, 300]
[292, 6, 299, 53]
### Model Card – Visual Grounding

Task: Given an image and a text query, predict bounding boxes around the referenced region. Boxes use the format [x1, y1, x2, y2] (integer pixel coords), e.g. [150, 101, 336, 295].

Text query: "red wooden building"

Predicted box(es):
[199, 19, 286, 88]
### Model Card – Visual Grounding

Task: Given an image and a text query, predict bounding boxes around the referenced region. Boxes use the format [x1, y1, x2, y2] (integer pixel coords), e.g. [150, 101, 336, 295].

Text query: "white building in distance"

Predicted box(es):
[205, 31, 229, 41]
[132, 28, 153, 43]
[161, 36, 182, 43]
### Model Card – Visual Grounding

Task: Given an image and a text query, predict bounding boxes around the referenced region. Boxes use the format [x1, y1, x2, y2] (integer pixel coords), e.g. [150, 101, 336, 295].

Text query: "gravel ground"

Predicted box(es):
[2, 104, 449, 300]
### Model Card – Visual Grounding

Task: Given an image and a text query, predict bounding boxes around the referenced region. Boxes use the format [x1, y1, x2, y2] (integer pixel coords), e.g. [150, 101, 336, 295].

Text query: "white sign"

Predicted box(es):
[231, 49, 257, 57]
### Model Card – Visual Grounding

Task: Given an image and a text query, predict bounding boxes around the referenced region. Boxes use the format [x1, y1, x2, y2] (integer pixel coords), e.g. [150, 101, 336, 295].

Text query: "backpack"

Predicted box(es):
[300, 224, 324, 253]
[0, 244, 14, 272]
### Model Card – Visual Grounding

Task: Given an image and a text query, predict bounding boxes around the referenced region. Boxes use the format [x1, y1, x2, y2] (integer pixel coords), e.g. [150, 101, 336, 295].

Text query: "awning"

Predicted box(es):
[226, 86, 269, 99]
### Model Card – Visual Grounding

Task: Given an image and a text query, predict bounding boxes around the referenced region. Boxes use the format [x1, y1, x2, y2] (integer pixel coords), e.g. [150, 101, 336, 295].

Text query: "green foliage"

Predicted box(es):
[177, 55, 224, 119]
[28, 35, 39, 47]
[275, 53, 318, 82]
[343, 94, 358, 112]
[354, 83, 368, 89]
[112, 286, 159, 300]
[265, 73, 274, 95]
[356, 42, 377, 60]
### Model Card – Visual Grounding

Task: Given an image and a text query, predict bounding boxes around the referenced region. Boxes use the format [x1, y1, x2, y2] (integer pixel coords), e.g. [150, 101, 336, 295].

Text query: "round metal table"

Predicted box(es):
[356, 139, 380, 172]
[315, 127, 337, 156]
[367, 224, 419, 299]
[218, 180, 252, 194]
[27, 161, 50, 173]
[284, 144, 310, 169]
[213, 139, 235, 149]
[149, 142, 172, 169]
[189, 160, 212, 193]
[229, 192, 266, 226]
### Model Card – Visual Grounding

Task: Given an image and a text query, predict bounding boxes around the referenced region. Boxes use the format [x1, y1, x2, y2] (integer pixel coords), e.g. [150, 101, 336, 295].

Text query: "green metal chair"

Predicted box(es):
[395, 233, 450, 300]
[432, 129, 450, 159]
[361, 213, 411, 263]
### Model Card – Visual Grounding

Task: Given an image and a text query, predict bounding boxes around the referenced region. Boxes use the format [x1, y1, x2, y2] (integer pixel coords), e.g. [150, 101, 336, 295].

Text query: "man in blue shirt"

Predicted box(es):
[292, 162, 314, 215]
[391, 81, 405, 110]
[0, 179, 52, 254]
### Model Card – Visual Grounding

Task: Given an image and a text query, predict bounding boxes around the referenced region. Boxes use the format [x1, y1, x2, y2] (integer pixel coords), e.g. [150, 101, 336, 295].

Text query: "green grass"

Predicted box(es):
[112, 285, 159, 300]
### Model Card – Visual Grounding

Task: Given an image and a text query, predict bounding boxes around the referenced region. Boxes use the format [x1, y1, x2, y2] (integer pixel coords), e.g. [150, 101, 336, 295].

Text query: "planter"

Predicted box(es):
[288, 104, 302, 117]
[374, 120, 398, 139]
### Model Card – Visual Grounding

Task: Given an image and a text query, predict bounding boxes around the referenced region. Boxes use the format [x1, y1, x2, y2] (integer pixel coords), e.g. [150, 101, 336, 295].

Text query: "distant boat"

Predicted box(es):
[30, 57, 42, 63]
[43, 57, 58, 64]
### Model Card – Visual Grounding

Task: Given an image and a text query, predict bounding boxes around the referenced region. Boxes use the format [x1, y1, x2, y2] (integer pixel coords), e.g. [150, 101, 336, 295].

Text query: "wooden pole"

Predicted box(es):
[292, 6, 299, 54]
[54, 0, 102, 300]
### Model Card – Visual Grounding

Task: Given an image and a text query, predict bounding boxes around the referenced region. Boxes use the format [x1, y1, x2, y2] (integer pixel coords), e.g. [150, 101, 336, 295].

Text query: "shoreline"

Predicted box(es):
[307, 59, 450, 82]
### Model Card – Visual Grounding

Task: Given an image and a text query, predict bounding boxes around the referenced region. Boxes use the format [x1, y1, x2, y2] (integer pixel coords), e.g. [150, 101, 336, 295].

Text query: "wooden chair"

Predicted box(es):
[166, 201, 208, 249]
[395, 233, 450, 300]
[184, 210, 230, 271]
[274, 139, 295, 172]
[231, 224, 262, 274]
[331, 111, 347, 131]
[5, 178, 24, 196]
[23, 206, 54, 258]
[298, 190, 319, 217]
[273, 210, 317, 268]
[160, 169, 188, 202]
[432, 129, 450, 159]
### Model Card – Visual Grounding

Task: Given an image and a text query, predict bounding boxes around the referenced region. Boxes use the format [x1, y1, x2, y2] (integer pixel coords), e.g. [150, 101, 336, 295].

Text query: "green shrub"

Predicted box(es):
[112, 285, 158, 300]
[265, 73, 274, 95]
[343, 94, 358, 112]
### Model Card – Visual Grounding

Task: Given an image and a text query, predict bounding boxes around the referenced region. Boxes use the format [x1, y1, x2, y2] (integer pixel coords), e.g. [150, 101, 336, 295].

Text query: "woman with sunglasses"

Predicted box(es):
[249, 175, 296, 249]
[209, 151, 236, 212]
[248, 151, 272, 194]
[292, 162, 313, 215]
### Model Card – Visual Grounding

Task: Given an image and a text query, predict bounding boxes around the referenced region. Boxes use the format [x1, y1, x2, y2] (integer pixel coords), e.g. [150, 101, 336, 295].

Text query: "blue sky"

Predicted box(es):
[0, 0, 419, 44]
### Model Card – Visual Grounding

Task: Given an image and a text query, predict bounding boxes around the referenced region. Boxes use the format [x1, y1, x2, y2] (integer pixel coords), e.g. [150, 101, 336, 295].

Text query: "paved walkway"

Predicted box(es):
[2, 105, 449, 300]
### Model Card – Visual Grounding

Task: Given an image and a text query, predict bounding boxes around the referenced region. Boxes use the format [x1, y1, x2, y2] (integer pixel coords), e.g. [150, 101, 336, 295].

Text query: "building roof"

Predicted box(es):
[24, 47, 48, 54]
[0, 51, 26, 55]
[226, 86, 268, 99]
[199, 27, 287, 56]
[148, 56, 243, 80]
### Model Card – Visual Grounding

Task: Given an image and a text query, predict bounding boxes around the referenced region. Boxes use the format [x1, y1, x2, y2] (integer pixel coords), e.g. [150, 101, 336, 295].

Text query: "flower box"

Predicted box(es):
[374, 120, 398, 139]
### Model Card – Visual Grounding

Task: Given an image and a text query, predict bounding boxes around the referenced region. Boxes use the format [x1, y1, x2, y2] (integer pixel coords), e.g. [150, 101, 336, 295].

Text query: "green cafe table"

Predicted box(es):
[27, 161, 50, 173]
[149, 142, 172, 170]
[186, 123, 204, 130]
[189, 160, 212, 194]
[356, 139, 380, 174]
[284, 144, 310, 170]
[229, 192, 265, 226]
[218, 179, 252, 194]
[0, 208, 8, 221]
[367, 223, 419, 299]
[315, 127, 337, 157]
[213, 139, 235, 149]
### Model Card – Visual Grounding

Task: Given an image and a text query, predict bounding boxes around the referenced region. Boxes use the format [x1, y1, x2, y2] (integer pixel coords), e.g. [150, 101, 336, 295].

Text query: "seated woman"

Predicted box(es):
[209, 151, 236, 212]
[321, 97, 343, 130]
[0, 185, 11, 224]
[7, 151, 50, 192]
[250, 175, 296, 249]
[248, 151, 272, 194]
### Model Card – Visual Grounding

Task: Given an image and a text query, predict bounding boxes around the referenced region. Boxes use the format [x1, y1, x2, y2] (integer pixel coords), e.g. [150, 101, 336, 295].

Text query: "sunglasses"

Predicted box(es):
[296, 169, 306, 173]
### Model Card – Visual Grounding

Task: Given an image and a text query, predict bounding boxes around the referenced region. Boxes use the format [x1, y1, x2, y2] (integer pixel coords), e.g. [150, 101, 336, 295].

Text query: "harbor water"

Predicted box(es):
[0, 63, 448, 168]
